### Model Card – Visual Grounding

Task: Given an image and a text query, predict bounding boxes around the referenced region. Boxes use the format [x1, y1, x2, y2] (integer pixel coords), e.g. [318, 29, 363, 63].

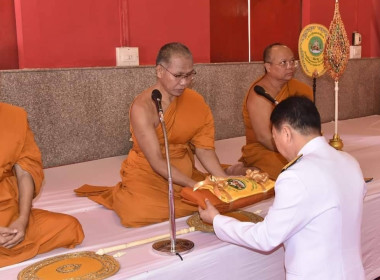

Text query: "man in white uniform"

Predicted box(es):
[199, 96, 366, 280]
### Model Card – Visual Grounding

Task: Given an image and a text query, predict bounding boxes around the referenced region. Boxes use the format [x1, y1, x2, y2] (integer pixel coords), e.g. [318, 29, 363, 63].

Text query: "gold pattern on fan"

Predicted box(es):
[324, 0, 350, 81]
[324, 0, 348, 150]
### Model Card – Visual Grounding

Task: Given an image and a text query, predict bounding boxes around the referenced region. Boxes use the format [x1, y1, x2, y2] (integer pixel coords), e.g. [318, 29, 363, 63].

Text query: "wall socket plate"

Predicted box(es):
[350, 45, 362, 59]
[116, 47, 139, 66]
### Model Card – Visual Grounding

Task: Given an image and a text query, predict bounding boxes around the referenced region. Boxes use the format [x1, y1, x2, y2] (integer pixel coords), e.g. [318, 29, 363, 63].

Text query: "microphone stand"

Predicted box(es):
[152, 95, 194, 257]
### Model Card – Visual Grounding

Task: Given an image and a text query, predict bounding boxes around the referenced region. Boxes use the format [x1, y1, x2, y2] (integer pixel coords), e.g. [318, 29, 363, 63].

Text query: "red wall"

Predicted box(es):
[210, 0, 301, 62]
[0, 0, 19, 69]
[12, 0, 209, 69]
[0, 0, 378, 70]
[370, 0, 380, 57]
[14, 0, 121, 68]
[210, 0, 248, 62]
[302, 0, 380, 58]
[126, 0, 210, 65]
[250, 0, 302, 61]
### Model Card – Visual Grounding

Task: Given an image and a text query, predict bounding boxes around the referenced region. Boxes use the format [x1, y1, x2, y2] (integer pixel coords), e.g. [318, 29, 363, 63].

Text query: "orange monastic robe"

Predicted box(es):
[239, 77, 313, 179]
[0, 103, 84, 268]
[75, 89, 214, 227]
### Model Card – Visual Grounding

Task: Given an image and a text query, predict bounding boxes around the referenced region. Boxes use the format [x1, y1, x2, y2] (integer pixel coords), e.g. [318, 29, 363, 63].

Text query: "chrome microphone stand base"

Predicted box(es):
[152, 238, 194, 256]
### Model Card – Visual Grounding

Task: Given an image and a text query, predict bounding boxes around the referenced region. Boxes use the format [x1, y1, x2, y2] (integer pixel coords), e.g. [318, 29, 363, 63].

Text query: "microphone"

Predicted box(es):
[254, 85, 279, 105]
[150, 89, 194, 255]
[151, 89, 163, 113]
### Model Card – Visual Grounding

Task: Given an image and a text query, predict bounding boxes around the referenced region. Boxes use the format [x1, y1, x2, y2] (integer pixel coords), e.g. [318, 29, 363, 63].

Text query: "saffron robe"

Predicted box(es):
[0, 103, 84, 268]
[239, 77, 313, 179]
[75, 89, 214, 227]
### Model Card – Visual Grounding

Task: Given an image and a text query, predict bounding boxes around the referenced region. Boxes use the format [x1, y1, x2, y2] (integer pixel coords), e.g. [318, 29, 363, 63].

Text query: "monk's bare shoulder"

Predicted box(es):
[130, 88, 158, 127]
[247, 82, 273, 112]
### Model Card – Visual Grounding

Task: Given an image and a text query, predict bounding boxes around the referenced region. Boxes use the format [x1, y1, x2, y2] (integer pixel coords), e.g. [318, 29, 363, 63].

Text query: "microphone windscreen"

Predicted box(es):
[254, 85, 266, 95]
[151, 89, 162, 102]
[254, 85, 276, 104]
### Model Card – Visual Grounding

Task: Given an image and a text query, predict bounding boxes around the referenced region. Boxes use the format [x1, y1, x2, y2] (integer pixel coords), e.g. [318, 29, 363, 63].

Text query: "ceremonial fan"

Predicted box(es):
[324, 0, 350, 150]
[298, 23, 329, 103]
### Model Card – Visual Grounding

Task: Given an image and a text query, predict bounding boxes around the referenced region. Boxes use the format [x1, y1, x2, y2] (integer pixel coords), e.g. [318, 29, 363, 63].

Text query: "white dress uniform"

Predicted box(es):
[213, 136, 366, 280]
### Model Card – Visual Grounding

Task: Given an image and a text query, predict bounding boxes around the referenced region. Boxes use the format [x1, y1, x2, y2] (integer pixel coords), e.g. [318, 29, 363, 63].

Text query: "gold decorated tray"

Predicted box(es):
[18, 251, 119, 280]
[187, 210, 263, 233]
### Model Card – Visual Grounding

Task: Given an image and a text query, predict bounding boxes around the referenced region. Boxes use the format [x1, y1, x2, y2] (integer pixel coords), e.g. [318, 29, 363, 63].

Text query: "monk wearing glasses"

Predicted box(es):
[227, 43, 313, 179]
[75, 42, 226, 227]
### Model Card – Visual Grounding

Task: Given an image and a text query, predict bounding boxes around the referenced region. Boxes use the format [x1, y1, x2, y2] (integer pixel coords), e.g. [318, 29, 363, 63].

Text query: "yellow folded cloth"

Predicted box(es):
[193, 170, 274, 203]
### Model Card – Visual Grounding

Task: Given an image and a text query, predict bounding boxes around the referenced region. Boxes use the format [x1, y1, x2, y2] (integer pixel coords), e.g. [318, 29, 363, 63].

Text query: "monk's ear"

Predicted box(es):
[156, 65, 164, 78]
[264, 62, 271, 73]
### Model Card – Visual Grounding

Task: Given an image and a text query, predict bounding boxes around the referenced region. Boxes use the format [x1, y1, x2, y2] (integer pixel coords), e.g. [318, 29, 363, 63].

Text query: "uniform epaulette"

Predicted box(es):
[281, 154, 303, 173]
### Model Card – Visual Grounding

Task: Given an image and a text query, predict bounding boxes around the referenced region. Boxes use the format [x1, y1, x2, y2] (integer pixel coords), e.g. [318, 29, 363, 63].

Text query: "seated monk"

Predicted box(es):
[0, 103, 84, 268]
[226, 43, 313, 179]
[75, 42, 227, 227]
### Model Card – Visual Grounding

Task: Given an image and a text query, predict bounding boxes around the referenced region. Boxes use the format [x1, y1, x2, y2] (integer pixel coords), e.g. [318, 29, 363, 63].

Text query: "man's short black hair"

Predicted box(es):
[156, 42, 193, 66]
[270, 96, 321, 135]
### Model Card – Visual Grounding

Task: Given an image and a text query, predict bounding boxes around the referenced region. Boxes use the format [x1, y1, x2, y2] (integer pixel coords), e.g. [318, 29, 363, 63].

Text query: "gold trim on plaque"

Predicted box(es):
[187, 210, 263, 233]
[17, 251, 119, 280]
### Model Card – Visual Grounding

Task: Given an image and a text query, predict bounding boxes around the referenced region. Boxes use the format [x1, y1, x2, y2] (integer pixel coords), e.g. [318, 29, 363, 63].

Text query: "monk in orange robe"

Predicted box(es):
[75, 42, 227, 227]
[227, 43, 313, 179]
[0, 103, 84, 267]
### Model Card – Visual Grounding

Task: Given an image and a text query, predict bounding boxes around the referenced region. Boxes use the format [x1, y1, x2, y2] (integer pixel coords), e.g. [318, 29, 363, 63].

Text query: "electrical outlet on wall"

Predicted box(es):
[350, 46, 362, 59]
[116, 47, 139, 66]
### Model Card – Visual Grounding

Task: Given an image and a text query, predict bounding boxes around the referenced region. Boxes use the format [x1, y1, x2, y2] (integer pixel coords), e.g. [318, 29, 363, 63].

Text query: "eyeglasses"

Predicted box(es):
[266, 59, 299, 69]
[159, 64, 196, 81]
